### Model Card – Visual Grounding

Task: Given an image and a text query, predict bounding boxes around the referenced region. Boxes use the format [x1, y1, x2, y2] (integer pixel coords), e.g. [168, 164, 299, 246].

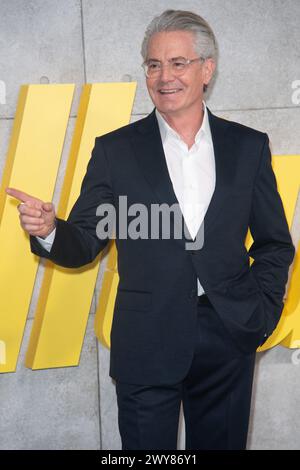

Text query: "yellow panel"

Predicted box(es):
[95, 240, 118, 347]
[256, 155, 300, 351]
[106, 239, 118, 271]
[0, 84, 74, 373]
[94, 267, 119, 348]
[25, 83, 136, 369]
[280, 238, 300, 349]
[262, 239, 300, 350]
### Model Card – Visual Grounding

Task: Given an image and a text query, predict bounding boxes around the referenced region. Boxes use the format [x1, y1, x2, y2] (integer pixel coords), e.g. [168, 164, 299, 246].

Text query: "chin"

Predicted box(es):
[155, 99, 182, 114]
[160, 106, 184, 116]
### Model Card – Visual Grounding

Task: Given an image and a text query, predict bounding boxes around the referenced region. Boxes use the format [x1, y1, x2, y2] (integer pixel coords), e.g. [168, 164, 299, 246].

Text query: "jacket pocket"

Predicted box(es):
[226, 270, 261, 296]
[115, 289, 152, 312]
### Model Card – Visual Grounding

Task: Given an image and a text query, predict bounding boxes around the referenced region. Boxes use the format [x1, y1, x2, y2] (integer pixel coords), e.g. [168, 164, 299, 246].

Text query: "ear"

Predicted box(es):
[203, 58, 216, 86]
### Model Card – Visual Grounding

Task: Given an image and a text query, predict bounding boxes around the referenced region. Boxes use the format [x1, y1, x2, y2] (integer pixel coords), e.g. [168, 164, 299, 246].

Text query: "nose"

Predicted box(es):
[159, 63, 175, 82]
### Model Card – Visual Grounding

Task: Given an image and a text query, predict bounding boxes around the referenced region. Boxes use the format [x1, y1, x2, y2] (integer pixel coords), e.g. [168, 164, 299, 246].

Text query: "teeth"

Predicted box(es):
[159, 89, 180, 94]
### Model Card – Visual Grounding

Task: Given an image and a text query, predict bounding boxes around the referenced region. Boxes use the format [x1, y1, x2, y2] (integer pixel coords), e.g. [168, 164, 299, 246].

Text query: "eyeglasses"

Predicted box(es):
[142, 56, 205, 78]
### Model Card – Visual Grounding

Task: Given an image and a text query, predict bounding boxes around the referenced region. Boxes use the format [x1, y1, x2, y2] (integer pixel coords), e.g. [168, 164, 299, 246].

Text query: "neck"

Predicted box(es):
[159, 105, 204, 149]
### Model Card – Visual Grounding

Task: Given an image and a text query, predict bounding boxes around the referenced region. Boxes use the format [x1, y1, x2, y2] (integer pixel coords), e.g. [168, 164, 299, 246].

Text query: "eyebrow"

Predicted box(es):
[146, 56, 186, 62]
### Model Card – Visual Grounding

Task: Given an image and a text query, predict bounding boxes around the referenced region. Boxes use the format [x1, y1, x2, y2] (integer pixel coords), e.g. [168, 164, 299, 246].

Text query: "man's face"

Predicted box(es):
[145, 30, 215, 118]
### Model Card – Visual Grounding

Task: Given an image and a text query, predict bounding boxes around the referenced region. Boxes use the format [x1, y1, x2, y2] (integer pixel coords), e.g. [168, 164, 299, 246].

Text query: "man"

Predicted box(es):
[6, 10, 295, 450]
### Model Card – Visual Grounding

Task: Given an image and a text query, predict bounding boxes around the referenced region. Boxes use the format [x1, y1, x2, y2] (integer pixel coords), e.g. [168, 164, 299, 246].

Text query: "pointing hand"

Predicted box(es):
[6, 187, 56, 239]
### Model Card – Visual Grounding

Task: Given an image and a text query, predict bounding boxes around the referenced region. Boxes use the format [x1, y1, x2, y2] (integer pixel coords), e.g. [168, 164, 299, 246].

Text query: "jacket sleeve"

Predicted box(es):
[30, 137, 114, 268]
[248, 134, 295, 338]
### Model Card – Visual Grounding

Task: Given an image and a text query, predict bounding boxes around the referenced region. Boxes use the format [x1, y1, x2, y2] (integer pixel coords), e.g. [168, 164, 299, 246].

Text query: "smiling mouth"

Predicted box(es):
[158, 89, 182, 94]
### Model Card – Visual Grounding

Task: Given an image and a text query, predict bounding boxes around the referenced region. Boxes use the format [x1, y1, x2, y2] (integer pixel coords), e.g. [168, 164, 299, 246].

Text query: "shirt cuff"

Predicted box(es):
[36, 227, 56, 252]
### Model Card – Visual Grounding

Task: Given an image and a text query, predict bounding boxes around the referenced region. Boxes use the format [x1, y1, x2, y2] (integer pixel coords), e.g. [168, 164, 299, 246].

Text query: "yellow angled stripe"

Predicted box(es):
[257, 155, 300, 351]
[0, 84, 74, 373]
[95, 266, 119, 348]
[25, 83, 136, 370]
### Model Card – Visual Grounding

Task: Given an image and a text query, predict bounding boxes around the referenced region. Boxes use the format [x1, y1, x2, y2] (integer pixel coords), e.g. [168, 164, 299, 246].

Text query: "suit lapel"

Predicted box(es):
[203, 109, 231, 237]
[131, 107, 232, 247]
[131, 110, 188, 244]
[131, 109, 179, 209]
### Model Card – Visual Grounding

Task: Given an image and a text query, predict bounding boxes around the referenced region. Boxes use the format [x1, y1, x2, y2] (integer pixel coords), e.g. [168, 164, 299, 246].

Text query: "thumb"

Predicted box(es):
[42, 202, 54, 212]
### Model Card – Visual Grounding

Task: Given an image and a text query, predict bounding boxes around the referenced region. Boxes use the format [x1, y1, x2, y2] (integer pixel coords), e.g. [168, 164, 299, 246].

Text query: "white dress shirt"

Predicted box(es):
[36, 102, 216, 295]
[155, 102, 215, 295]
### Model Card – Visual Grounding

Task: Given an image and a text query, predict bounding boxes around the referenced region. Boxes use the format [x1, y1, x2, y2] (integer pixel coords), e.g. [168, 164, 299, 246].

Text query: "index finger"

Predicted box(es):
[5, 187, 41, 204]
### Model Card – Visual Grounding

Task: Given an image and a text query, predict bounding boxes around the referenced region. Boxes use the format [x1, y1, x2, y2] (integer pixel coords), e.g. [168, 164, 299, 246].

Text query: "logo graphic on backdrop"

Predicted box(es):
[0, 83, 299, 374]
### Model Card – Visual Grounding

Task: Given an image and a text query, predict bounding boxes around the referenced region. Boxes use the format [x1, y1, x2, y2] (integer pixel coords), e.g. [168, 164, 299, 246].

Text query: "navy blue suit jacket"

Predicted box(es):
[30, 108, 295, 385]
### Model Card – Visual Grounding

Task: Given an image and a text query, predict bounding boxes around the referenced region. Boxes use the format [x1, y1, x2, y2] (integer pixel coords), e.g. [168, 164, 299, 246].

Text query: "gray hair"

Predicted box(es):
[141, 9, 218, 64]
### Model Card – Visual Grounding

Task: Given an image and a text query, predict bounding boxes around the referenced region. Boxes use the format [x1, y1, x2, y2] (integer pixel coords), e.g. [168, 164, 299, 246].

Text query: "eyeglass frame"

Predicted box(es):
[142, 56, 206, 78]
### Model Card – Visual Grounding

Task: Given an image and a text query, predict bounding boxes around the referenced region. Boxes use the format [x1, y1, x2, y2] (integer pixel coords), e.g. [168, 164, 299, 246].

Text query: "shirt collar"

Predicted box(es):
[155, 101, 212, 147]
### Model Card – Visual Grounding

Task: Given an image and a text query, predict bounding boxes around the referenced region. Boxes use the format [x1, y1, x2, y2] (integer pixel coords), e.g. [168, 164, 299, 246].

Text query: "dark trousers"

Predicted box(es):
[115, 295, 257, 450]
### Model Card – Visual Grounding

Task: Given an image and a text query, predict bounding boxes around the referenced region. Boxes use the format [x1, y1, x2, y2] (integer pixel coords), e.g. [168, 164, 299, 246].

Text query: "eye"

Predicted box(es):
[172, 60, 186, 69]
[148, 62, 160, 70]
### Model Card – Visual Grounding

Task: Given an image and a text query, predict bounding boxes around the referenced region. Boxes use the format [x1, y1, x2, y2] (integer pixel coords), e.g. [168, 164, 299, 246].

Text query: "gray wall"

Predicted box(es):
[0, 0, 299, 450]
